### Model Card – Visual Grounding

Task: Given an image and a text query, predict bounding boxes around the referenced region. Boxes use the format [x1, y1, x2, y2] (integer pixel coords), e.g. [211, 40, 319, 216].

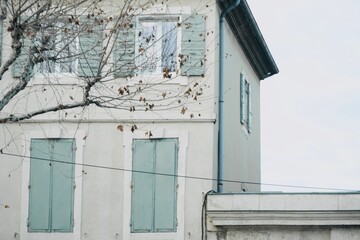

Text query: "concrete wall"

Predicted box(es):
[220, 11, 261, 193]
[207, 193, 360, 240]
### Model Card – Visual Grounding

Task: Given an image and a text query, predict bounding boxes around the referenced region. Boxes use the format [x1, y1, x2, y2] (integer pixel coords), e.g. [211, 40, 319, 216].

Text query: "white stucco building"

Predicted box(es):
[0, 1, 278, 240]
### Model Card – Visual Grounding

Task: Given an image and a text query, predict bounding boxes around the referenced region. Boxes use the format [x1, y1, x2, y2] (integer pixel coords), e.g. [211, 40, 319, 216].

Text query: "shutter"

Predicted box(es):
[0, 20, 2, 65]
[181, 14, 205, 76]
[131, 140, 155, 232]
[12, 37, 32, 78]
[78, 17, 104, 77]
[51, 139, 75, 232]
[240, 73, 246, 124]
[113, 20, 135, 78]
[154, 139, 178, 232]
[28, 139, 52, 232]
[247, 84, 252, 133]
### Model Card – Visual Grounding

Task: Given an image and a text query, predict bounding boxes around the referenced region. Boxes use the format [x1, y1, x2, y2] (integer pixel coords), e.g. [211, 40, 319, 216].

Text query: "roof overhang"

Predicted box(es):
[218, 0, 279, 80]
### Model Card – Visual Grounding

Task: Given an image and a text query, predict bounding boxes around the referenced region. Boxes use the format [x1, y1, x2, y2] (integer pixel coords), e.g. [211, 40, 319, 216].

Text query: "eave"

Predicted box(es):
[218, 0, 279, 80]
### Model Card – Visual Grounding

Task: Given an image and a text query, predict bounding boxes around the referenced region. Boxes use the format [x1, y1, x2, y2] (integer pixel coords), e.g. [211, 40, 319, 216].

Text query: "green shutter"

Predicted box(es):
[154, 139, 178, 232]
[78, 17, 104, 77]
[29, 139, 52, 232]
[12, 37, 32, 78]
[240, 73, 246, 124]
[51, 139, 75, 232]
[181, 14, 205, 76]
[131, 140, 154, 232]
[0, 20, 2, 66]
[247, 84, 252, 133]
[28, 138, 75, 233]
[113, 21, 135, 78]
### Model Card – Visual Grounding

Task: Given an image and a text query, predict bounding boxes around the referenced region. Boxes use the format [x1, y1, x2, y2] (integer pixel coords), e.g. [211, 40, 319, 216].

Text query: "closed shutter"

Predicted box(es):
[12, 37, 32, 78]
[131, 138, 178, 233]
[78, 17, 104, 77]
[51, 139, 75, 232]
[131, 140, 154, 232]
[28, 139, 75, 232]
[240, 73, 246, 124]
[113, 21, 135, 78]
[28, 139, 52, 232]
[0, 20, 2, 65]
[247, 84, 252, 133]
[154, 139, 178, 232]
[181, 14, 205, 76]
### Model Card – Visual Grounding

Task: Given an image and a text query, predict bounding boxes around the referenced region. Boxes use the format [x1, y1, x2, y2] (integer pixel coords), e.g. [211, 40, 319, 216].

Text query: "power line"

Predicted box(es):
[1, 151, 359, 192]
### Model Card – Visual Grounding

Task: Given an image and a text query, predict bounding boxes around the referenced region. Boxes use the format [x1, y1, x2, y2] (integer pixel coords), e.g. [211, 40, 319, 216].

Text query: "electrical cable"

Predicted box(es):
[1, 151, 359, 192]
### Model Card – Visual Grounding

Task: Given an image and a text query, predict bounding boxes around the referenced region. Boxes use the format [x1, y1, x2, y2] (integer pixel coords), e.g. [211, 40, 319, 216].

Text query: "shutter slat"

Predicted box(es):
[51, 139, 75, 232]
[247, 84, 252, 133]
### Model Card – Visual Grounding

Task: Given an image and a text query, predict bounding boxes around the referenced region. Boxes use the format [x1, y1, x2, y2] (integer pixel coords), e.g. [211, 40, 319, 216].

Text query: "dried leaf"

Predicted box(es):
[117, 125, 124, 132]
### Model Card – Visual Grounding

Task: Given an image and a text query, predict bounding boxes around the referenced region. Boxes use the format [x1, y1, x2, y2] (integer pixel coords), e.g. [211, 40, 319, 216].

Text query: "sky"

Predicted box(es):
[248, 0, 360, 192]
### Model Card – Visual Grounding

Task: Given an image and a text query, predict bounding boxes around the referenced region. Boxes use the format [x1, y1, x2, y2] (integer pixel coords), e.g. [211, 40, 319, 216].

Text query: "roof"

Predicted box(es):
[218, 0, 279, 80]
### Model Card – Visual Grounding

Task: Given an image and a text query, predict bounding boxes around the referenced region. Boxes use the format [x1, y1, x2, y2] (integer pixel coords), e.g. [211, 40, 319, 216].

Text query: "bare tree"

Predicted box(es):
[0, 0, 208, 123]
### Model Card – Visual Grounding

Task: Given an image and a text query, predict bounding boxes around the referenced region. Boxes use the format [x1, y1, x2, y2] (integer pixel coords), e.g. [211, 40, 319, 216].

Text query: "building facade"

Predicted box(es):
[0, 1, 277, 240]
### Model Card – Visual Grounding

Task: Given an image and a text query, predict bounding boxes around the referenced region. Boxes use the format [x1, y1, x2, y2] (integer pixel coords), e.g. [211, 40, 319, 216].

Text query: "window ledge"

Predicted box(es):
[127, 74, 188, 86]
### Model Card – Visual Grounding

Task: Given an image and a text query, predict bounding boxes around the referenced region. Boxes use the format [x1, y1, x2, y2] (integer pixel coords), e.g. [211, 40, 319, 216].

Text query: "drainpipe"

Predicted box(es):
[218, 0, 241, 193]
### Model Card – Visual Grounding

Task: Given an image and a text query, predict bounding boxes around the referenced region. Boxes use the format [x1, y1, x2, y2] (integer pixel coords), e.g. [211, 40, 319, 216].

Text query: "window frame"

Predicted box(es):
[20, 129, 85, 240]
[131, 138, 178, 233]
[28, 138, 75, 233]
[135, 16, 180, 76]
[34, 18, 79, 76]
[123, 128, 188, 240]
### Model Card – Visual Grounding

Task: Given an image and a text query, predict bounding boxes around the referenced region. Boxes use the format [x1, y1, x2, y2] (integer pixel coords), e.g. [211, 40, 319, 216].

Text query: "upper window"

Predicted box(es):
[131, 138, 178, 233]
[28, 138, 75, 232]
[34, 19, 77, 74]
[240, 73, 252, 133]
[136, 17, 179, 76]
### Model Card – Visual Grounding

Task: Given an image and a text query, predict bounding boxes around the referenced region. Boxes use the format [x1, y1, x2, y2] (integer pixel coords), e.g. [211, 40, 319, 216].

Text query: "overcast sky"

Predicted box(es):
[248, 0, 360, 192]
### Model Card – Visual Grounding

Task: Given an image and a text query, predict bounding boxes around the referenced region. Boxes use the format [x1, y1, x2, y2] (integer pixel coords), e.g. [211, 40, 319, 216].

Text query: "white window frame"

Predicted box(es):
[123, 128, 188, 240]
[31, 18, 80, 85]
[127, 6, 191, 86]
[20, 129, 85, 240]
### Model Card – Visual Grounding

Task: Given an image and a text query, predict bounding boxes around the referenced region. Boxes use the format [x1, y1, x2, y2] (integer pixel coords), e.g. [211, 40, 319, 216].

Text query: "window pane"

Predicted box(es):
[162, 21, 177, 72]
[138, 21, 160, 73]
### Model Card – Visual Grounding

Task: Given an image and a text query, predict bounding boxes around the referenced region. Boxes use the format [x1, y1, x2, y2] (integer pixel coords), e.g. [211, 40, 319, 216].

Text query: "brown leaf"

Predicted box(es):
[117, 125, 124, 132]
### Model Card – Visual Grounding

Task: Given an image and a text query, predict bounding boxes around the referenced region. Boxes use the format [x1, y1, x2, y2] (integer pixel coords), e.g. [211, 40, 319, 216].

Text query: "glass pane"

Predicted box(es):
[162, 21, 177, 73]
[138, 21, 160, 73]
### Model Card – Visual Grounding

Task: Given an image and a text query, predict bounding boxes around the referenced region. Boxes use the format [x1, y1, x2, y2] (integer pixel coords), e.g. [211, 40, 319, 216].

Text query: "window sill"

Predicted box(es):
[127, 74, 188, 86]
[29, 73, 81, 86]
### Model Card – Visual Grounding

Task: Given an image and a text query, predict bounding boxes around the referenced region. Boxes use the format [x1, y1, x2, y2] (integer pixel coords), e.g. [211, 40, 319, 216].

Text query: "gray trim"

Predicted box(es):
[218, 0, 279, 80]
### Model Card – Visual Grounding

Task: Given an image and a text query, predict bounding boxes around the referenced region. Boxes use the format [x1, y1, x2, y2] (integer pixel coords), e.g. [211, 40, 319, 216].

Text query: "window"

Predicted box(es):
[131, 138, 178, 233]
[113, 14, 206, 79]
[136, 17, 179, 76]
[28, 138, 75, 232]
[240, 73, 252, 133]
[34, 19, 77, 74]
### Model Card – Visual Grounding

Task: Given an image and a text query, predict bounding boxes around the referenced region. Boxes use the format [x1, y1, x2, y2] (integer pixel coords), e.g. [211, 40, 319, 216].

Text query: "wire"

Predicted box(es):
[1, 151, 359, 192]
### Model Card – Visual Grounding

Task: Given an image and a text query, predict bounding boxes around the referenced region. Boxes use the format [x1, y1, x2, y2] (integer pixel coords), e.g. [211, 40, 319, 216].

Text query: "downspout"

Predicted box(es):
[218, 0, 241, 193]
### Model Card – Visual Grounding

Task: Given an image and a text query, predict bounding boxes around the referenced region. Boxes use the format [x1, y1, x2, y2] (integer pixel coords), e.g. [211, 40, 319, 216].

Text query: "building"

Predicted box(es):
[0, 1, 277, 240]
[207, 192, 360, 240]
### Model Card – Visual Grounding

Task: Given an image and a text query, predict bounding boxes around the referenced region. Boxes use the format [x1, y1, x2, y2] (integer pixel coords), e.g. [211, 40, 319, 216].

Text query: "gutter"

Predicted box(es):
[218, 0, 241, 193]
